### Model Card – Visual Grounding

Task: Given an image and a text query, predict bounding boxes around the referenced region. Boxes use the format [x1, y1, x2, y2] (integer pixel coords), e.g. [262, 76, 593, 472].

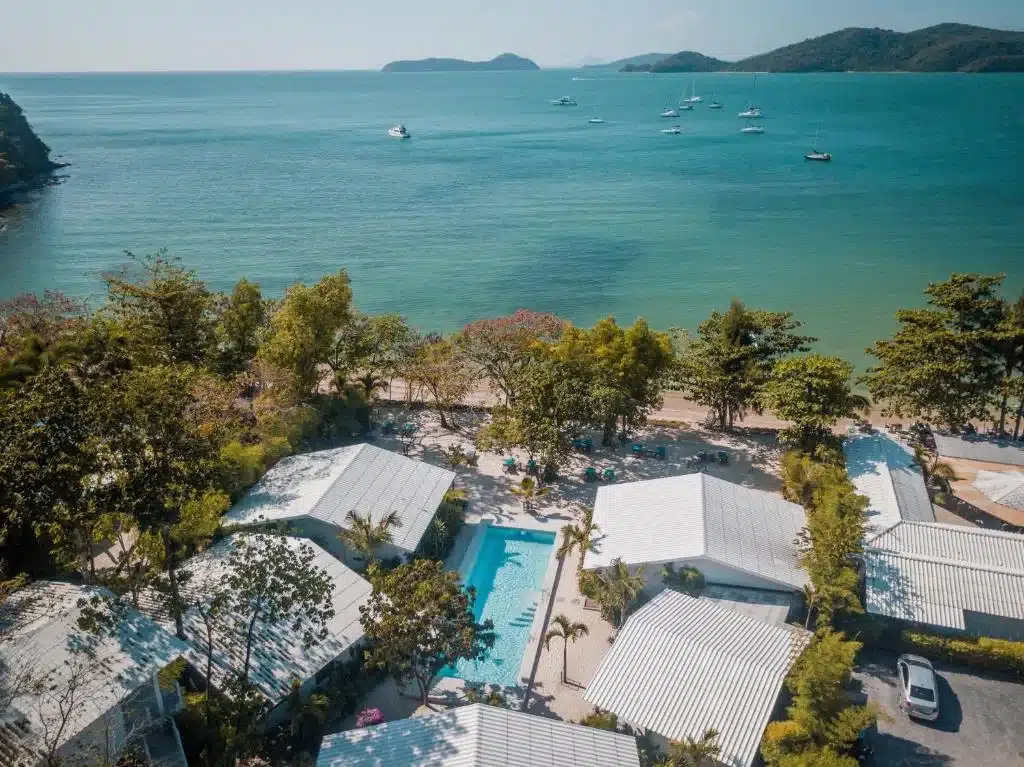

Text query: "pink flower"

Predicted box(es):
[356, 707, 385, 727]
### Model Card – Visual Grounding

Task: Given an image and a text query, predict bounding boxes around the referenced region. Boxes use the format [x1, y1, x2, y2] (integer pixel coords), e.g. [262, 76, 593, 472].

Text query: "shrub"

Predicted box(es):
[578, 707, 620, 732]
[355, 707, 385, 727]
[901, 630, 1024, 677]
[415, 500, 466, 561]
[661, 563, 705, 596]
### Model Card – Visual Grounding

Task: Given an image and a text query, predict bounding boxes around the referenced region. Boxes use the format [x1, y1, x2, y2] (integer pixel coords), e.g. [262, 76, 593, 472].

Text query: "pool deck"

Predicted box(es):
[342, 406, 784, 728]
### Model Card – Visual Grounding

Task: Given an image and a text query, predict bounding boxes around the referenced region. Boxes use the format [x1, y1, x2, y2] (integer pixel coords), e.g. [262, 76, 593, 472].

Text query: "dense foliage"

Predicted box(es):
[0, 92, 61, 195]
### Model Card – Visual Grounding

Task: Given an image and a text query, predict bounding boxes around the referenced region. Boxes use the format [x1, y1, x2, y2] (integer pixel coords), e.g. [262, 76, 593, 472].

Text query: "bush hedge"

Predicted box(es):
[900, 630, 1024, 677]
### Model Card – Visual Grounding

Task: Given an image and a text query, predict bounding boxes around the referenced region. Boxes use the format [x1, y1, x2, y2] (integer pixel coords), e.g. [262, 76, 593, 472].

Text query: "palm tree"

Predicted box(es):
[510, 477, 548, 515]
[558, 508, 600, 573]
[338, 509, 402, 567]
[655, 728, 721, 767]
[543, 614, 590, 684]
[912, 444, 960, 502]
[598, 558, 646, 627]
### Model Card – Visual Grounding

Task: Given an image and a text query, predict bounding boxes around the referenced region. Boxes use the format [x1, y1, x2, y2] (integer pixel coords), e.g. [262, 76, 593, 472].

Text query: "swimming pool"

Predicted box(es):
[442, 525, 557, 687]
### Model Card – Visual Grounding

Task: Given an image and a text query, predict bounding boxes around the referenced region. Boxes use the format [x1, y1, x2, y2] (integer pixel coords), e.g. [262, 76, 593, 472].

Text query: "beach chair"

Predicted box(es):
[584, 467, 599, 482]
[654, 446, 667, 460]
[582, 438, 593, 453]
[631, 443, 645, 456]
[717, 450, 729, 465]
[696, 450, 708, 463]
[526, 458, 539, 475]
[602, 467, 615, 482]
[382, 420, 395, 435]
[502, 457, 517, 474]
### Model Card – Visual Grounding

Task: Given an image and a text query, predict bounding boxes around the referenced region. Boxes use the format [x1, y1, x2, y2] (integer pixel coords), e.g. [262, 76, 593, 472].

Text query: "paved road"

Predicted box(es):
[854, 652, 1024, 766]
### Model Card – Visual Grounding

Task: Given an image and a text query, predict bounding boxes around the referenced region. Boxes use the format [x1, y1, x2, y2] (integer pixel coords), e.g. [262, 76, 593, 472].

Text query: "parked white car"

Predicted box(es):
[897, 654, 940, 721]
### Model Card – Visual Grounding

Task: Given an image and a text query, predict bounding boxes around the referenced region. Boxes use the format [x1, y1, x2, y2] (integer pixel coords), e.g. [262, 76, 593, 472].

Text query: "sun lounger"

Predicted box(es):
[584, 467, 599, 482]
[602, 467, 615, 481]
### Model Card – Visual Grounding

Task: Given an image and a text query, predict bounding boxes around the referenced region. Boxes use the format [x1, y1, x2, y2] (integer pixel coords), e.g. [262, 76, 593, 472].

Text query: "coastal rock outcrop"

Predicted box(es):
[1, 91, 62, 202]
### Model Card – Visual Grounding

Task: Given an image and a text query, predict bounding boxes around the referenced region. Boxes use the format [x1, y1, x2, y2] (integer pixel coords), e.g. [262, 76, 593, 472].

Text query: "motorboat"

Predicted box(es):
[661, 108, 679, 118]
[588, 117, 605, 124]
[388, 124, 411, 139]
[738, 106, 762, 118]
[661, 125, 682, 134]
[551, 96, 578, 106]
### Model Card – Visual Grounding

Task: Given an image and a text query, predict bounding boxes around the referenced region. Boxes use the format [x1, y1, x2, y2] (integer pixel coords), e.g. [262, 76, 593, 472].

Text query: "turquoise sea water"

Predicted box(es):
[442, 525, 555, 687]
[0, 71, 1022, 367]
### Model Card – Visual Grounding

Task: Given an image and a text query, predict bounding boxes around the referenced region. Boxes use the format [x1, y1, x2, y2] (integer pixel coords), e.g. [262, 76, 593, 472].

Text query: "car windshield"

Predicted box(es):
[910, 685, 935, 702]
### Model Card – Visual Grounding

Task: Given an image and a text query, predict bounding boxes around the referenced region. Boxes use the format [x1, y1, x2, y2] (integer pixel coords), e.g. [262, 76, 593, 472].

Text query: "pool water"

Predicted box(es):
[442, 526, 556, 687]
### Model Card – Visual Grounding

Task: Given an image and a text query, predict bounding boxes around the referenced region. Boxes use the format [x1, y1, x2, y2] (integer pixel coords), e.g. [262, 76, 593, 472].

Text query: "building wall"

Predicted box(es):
[621, 555, 798, 596]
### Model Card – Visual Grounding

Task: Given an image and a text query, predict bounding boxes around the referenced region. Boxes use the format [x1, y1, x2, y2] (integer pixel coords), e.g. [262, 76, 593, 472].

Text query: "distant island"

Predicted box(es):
[621, 24, 1024, 73]
[0, 92, 63, 205]
[582, 53, 672, 71]
[382, 53, 539, 73]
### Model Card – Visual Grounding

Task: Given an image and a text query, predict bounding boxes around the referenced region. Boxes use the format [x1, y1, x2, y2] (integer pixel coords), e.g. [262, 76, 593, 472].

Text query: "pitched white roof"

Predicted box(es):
[973, 470, 1024, 510]
[934, 433, 1024, 466]
[0, 582, 187, 767]
[584, 590, 810, 767]
[144, 534, 371, 704]
[222, 444, 455, 553]
[843, 433, 935, 536]
[316, 704, 640, 767]
[864, 521, 1024, 634]
[586, 474, 808, 591]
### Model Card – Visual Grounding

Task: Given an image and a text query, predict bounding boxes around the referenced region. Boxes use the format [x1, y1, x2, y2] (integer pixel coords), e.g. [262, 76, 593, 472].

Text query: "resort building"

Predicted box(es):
[863, 520, 1024, 640]
[316, 703, 642, 767]
[142, 534, 371, 725]
[0, 582, 189, 767]
[843, 433, 935, 536]
[586, 474, 808, 597]
[221, 443, 456, 564]
[585, 590, 810, 767]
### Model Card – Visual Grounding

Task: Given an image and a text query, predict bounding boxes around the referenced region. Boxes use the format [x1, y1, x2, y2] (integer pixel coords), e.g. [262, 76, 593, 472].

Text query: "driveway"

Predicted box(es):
[854, 651, 1024, 766]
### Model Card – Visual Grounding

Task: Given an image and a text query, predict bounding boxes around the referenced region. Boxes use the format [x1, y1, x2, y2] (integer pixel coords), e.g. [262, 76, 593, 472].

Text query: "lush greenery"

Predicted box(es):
[382, 53, 540, 72]
[0, 92, 62, 197]
[761, 630, 876, 767]
[625, 24, 1024, 73]
[863, 273, 1024, 434]
[900, 630, 1024, 678]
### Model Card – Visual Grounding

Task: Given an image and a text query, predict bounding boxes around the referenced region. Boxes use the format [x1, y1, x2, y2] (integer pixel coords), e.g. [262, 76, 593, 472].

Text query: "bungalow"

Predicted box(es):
[316, 703, 642, 767]
[864, 520, 1024, 640]
[0, 582, 189, 767]
[586, 474, 808, 596]
[584, 590, 811, 767]
[221, 443, 456, 565]
[843, 433, 935, 537]
[142, 534, 372, 726]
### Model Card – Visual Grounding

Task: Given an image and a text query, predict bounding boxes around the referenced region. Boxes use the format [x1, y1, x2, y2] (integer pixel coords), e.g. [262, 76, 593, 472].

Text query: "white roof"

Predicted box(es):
[0, 582, 187, 766]
[864, 521, 1024, 633]
[584, 590, 810, 767]
[316, 703, 640, 767]
[843, 433, 935, 536]
[587, 473, 808, 591]
[144, 534, 371, 704]
[222, 444, 455, 553]
[973, 470, 1024, 510]
[933, 433, 1024, 466]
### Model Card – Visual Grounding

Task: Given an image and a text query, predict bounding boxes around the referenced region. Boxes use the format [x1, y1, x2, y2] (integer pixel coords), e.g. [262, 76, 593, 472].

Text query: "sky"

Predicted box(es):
[2, 0, 1023, 72]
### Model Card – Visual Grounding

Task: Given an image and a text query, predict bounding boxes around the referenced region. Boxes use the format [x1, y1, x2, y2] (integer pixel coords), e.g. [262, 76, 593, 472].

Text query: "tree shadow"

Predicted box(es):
[866, 729, 955, 767]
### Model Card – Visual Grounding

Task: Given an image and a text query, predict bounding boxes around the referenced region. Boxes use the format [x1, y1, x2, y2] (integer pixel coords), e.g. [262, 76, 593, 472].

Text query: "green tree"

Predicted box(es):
[510, 477, 549, 515]
[557, 508, 600, 573]
[577, 708, 621, 732]
[759, 355, 869, 451]
[458, 310, 565, 405]
[655, 729, 721, 767]
[350, 313, 413, 399]
[359, 559, 495, 705]
[597, 558, 646, 627]
[215, 278, 268, 375]
[661, 563, 705, 596]
[259, 270, 353, 397]
[911, 444, 959, 502]
[102, 251, 217, 365]
[221, 535, 336, 690]
[676, 300, 815, 429]
[779, 451, 849, 507]
[403, 338, 474, 429]
[543, 614, 589, 683]
[862, 273, 1009, 431]
[338, 510, 402, 568]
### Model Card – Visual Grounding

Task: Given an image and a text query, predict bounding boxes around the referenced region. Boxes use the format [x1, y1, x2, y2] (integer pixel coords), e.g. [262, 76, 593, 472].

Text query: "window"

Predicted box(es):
[909, 685, 935, 702]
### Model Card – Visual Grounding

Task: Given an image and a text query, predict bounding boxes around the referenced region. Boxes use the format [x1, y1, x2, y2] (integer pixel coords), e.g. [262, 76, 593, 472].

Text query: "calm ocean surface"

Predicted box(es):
[1, 70, 1022, 367]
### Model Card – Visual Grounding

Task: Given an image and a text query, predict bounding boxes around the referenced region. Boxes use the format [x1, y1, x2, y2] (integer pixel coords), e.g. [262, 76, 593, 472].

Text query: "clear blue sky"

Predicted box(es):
[3, 0, 1023, 72]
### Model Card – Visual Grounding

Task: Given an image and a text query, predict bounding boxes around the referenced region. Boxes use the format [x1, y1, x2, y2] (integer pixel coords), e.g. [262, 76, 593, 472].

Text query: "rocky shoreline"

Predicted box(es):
[0, 91, 64, 209]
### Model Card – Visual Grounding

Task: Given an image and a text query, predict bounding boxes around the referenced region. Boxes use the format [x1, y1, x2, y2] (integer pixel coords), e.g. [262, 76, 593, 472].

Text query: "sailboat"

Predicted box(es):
[661, 125, 682, 134]
[741, 119, 764, 134]
[588, 116, 605, 124]
[738, 75, 762, 118]
[805, 126, 831, 161]
[683, 80, 702, 104]
[661, 107, 680, 118]
[708, 92, 723, 109]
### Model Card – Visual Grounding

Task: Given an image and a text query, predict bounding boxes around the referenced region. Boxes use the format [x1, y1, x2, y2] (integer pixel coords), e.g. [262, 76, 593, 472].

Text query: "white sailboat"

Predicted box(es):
[738, 75, 763, 118]
[708, 92, 723, 109]
[661, 107, 680, 118]
[661, 125, 682, 134]
[588, 117, 605, 124]
[805, 126, 831, 161]
[683, 80, 702, 104]
[741, 120, 764, 134]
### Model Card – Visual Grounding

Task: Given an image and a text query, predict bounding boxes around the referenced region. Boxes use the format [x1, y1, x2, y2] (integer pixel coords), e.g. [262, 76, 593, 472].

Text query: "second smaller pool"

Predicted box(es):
[442, 525, 556, 687]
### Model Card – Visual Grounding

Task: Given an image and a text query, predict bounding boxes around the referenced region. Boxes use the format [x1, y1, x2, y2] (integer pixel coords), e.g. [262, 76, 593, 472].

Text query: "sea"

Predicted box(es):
[1, 70, 1022, 369]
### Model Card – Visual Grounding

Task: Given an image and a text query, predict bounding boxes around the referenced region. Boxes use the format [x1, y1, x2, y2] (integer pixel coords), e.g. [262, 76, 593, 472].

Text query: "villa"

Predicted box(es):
[843, 433, 935, 536]
[141, 534, 371, 725]
[864, 520, 1024, 640]
[586, 474, 808, 598]
[221, 443, 456, 564]
[0, 581, 189, 767]
[584, 590, 811, 767]
[315, 703, 642, 766]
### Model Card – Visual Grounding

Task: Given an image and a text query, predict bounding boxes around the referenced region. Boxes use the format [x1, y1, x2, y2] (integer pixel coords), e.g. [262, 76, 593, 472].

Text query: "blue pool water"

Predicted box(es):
[442, 525, 556, 687]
